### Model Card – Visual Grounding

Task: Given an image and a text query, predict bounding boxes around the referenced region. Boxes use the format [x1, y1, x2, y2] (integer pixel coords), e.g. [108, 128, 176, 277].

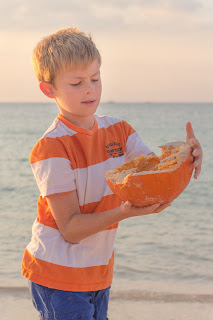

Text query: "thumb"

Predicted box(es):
[186, 122, 195, 144]
[122, 200, 132, 211]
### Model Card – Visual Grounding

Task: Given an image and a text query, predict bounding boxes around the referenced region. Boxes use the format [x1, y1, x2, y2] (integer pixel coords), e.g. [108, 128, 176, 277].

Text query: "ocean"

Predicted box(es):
[1, 102, 213, 320]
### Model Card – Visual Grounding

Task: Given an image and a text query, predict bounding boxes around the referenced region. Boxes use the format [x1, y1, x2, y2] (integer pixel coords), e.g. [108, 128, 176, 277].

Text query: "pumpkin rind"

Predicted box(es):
[104, 141, 193, 207]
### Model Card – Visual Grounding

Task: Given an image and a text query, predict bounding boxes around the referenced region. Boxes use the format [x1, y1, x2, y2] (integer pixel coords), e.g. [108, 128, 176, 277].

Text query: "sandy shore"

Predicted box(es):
[1, 287, 213, 320]
[109, 300, 213, 320]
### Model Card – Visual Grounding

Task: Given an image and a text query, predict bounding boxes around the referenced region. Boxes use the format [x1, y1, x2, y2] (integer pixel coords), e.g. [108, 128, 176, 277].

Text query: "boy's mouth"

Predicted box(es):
[81, 100, 96, 105]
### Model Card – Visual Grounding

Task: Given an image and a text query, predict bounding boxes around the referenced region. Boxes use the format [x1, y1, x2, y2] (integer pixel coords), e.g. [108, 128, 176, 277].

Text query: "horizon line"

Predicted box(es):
[0, 101, 212, 104]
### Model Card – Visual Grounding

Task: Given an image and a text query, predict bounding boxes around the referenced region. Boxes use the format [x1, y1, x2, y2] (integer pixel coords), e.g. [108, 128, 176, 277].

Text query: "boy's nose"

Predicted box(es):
[85, 82, 94, 94]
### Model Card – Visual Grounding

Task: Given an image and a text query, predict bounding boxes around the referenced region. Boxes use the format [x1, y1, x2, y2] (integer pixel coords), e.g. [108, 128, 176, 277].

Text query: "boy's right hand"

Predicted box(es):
[120, 200, 172, 218]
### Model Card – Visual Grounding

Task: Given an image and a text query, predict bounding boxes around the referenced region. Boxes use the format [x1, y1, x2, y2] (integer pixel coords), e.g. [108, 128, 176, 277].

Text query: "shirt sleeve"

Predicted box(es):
[30, 137, 76, 197]
[122, 120, 153, 163]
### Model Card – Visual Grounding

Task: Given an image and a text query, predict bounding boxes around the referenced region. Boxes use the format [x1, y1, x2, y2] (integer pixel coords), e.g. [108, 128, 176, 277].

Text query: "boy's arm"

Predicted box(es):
[46, 191, 171, 244]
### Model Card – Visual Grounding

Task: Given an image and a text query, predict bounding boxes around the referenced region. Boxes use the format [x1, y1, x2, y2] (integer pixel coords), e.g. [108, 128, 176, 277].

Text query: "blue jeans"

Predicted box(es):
[29, 281, 110, 320]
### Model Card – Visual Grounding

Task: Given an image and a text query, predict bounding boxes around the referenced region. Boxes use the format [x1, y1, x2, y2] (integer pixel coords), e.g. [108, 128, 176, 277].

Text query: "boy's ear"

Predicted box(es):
[39, 81, 55, 99]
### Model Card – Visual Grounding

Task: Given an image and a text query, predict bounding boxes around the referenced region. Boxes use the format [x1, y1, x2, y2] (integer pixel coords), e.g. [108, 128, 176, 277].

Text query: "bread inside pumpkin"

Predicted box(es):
[105, 141, 191, 184]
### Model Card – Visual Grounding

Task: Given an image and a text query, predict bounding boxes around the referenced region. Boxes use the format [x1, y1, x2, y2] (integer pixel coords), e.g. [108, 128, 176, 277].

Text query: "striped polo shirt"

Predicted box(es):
[22, 113, 152, 291]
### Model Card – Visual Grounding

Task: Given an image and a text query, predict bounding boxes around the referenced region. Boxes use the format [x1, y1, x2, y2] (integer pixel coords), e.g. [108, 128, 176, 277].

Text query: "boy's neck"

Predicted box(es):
[60, 112, 95, 130]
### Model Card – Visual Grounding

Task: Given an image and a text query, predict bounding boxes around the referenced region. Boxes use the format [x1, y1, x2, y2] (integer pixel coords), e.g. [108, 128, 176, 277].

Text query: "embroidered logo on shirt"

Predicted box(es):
[105, 142, 124, 158]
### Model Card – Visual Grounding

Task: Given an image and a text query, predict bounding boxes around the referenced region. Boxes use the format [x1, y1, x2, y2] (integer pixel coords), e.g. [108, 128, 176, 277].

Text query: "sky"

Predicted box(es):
[0, 0, 213, 102]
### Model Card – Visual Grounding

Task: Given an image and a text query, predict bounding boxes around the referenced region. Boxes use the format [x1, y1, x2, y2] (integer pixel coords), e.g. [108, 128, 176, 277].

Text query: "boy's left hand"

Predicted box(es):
[186, 122, 203, 179]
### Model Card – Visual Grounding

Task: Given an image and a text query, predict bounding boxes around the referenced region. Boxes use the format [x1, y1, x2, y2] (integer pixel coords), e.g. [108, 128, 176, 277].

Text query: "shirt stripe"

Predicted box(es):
[37, 194, 120, 230]
[31, 157, 76, 197]
[27, 220, 117, 268]
[22, 249, 114, 292]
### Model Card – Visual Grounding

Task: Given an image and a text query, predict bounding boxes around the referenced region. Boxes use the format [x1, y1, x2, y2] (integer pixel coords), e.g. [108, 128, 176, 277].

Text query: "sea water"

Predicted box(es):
[1, 102, 213, 303]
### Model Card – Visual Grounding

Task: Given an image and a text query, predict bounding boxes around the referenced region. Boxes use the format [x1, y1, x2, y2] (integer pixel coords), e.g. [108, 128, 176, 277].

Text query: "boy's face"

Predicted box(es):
[51, 59, 102, 125]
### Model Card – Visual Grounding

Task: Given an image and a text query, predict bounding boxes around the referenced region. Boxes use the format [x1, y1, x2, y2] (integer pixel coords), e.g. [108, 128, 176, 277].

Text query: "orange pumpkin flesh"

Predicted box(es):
[104, 141, 193, 207]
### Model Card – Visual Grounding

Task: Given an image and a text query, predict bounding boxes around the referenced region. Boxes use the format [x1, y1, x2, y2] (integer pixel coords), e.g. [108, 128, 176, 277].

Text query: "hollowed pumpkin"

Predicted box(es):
[104, 141, 193, 207]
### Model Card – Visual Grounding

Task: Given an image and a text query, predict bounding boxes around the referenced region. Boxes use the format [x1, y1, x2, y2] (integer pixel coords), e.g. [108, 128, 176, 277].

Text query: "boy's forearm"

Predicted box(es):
[63, 206, 127, 243]
[62, 201, 170, 243]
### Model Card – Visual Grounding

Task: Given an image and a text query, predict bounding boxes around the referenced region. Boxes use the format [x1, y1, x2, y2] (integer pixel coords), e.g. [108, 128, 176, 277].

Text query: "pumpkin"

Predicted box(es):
[104, 141, 193, 207]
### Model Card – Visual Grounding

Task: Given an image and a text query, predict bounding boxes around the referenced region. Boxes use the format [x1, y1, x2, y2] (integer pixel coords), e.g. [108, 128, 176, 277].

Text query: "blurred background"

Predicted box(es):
[0, 0, 213, 103]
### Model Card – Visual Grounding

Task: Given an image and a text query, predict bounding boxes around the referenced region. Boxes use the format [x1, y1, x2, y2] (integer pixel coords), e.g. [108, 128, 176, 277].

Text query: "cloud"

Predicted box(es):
[0, 0, 211, 33]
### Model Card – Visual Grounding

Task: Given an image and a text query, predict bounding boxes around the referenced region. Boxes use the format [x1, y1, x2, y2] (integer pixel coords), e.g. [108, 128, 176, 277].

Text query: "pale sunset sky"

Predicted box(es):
[0, 0, 212, 103]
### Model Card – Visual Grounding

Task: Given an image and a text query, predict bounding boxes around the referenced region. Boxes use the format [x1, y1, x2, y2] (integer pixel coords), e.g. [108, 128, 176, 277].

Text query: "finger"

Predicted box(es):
[122, 200, 132, 211]
[155, 202, 172, 213]
[140, 203, 161, 215]
[191, 139, 202, 152]
[191, 142, 202, 162]
[193, 160, 201, 168]
[186, 122, 195, 144]
[194, 165, 201, 179]
[192, 148, 201, 157]
[189, 154, 194, 162]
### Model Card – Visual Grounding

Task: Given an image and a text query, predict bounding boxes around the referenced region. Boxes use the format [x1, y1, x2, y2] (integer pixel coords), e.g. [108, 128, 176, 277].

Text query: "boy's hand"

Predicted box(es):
[186, 122, 203, 179]
[120, 201, 171, 218]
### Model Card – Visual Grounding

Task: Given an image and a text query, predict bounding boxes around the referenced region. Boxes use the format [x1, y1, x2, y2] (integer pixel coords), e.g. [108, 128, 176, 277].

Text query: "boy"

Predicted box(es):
[22, 27, 202, 320]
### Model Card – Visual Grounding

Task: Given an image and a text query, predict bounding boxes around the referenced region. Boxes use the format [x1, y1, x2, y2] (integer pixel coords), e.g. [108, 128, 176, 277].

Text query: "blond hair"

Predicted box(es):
[32, 26, 101, 84]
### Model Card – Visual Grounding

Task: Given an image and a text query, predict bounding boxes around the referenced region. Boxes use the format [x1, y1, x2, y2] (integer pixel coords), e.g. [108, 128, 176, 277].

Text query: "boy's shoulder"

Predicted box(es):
[33, 117, 76, 146]
[30, 118, 71, 162]
[42, 117, 75, 139]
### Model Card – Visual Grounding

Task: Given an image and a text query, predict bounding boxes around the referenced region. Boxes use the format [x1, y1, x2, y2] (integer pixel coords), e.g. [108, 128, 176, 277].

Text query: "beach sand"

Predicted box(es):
[109, 300, 213, 320]
[1, 287, 213, 320]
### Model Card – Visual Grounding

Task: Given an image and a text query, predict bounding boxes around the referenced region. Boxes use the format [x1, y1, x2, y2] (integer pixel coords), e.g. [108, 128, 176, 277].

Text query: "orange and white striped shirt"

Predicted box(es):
[22, 114, 152, 291]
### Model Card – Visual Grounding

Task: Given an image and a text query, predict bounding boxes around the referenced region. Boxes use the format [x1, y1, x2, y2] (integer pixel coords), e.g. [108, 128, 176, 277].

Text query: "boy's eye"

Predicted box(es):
[92, 78, 99, 82]
[71, 82, 81, 86]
